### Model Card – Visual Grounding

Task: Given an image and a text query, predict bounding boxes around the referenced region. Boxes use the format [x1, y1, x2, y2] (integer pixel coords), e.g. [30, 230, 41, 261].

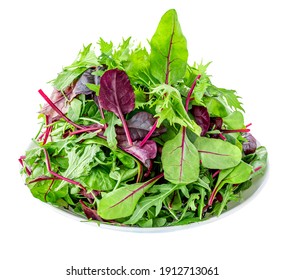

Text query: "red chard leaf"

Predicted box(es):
[72, 68, 96, 96]
[120, 140, 157, 168]
[99, 69, 135, 145]
[242, 132, 257, 155]
[191, 106, 210, 136]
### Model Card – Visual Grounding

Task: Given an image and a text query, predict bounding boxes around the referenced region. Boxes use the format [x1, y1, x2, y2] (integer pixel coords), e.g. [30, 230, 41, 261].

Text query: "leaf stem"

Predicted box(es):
[185, 74, 201, 112]
[139, 118, 158, 148]
[38, 89, 84, 129]
[69, 127, 103, 136]
[18, 156, 32, 176]
[221, 128, 250, 133]
[120, 115, 133, 146]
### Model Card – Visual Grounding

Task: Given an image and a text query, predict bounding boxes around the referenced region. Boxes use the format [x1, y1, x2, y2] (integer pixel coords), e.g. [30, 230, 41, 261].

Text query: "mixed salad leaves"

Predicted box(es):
[19, 9, 267, 228]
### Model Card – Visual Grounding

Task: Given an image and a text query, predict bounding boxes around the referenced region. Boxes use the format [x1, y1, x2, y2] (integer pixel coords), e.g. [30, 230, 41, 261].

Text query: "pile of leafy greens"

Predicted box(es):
[19, 9, 267, 228]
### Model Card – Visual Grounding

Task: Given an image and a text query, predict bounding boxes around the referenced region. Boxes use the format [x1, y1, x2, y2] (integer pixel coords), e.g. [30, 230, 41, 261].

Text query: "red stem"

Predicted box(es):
[19, 156, 32, 176]
[69, 126, 103, 136]
[139, 119, 158, 148]
[212, 170, 221, 178]
[29, 176, 60, 184]
[44, 179, 55, 202]
[38, 89, 84, 129]
[120, 115, 133, 146]
[254, 166, 262, 172]
[208, 186, 218, 206]
[221, 128, 250, 133]
[218, 133, 226, 140]
[43, 148, 86, 191]
[43, 115, 52, 145]
[185, 74, 201, 112]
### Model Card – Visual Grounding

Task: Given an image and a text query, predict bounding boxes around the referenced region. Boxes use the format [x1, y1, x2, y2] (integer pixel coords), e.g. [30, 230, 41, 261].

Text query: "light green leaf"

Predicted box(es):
[97, 175, 162, 220]
[82, 166, 116, 191]
[162, 127, 200, 185]
[67, 98, 82, 122]
[103, 112, 121, 149]
[55, 144, 100, 191]
[194, 137, 242, 169]
[52, 44, 99, 91]
[150, 9, 188, 84]
[223, 111, 245, 129]
[208, 85, 244, 112]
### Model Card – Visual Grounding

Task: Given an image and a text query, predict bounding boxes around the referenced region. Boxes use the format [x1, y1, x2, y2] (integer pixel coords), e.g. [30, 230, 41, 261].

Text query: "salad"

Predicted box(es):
[19, 9, 267, 228]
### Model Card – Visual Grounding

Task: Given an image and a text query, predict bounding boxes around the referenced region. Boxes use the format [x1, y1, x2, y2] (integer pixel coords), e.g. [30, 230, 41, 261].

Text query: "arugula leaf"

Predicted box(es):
[209, 161, 253, 206]
[125, 184, 180, 225]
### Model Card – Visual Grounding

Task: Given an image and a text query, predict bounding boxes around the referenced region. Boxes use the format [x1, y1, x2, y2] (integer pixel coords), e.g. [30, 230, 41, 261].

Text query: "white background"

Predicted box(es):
[0, 0, 283, 279]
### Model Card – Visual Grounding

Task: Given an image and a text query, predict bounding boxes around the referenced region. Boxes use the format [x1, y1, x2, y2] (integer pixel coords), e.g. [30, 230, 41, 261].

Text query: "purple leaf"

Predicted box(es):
[99, 69, 135, 145]
[72, 68, 96, 95]
[79, 200, 103, 221]
[210, 117, 223, 130]
[116, 112, 166, 142]
[120, 140, 157, 168]
[191, 106, 210, 136]
[242, 132, 257, 155]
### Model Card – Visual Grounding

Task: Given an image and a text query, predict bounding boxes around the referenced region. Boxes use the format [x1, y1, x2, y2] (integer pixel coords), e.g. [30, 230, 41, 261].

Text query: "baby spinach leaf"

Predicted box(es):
[194, 137, 242, 169]
[97, 173, 163, 219]
[220, 161, 253, 185]
[162, 127, 199, 185]
[223, 111, 245, 129]
[150, 9, 188, 84]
